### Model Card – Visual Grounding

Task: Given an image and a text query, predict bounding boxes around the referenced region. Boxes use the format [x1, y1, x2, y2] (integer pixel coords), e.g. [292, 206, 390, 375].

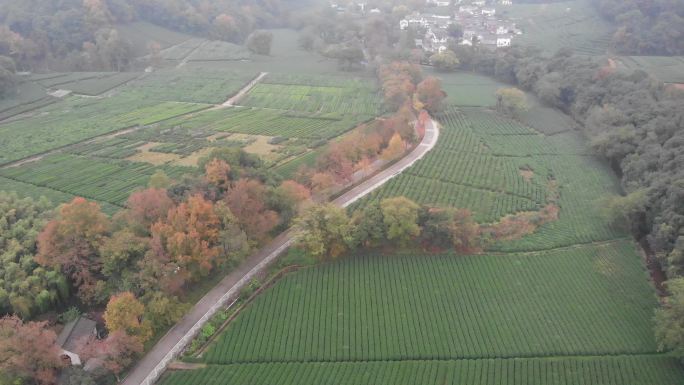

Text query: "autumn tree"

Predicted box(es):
[381, 133, 406, 161]
[246, 30, 274, 55]
[36, 197, 111, 304]
[310, 172, 337, 196]
[214, 202, 250, 260]
[496, 87, 529, 118]
[124, 188, 174, 235]
[142, 292, 189, 333]
[430, 49, 460, 71]
[148, 170, 171, 189]
[204, 158, 232, 189]
[99, 229, 149, 293]
[271, 180, 312, 225]
[0, 315, 64, 385]
[294, 204, 351, 260]
[104, 292, 152, 345]
[77, 330, 143, 382]
[452, 209, 482, 253]
[415, 77, 446, 114]
[381, 197, 421, 246]
[151, 194, 221, 282]
[225, 179, 279, 243]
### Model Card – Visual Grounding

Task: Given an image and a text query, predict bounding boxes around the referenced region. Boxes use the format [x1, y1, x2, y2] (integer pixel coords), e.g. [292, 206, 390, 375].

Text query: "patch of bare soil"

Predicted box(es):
[126, 142, 181, 165]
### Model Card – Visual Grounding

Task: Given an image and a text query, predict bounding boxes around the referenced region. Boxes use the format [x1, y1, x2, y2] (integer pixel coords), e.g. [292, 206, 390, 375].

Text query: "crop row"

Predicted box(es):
[160, 38, 206, 61]
[149, 106, 367, 140]
[66, 137, 146, 159]
[204, 241, 656, 363]
[490, 155, 626, 251]
[161, 355, 683, 385]
[241, 83, 382, 115]
[186, 40, 250, 61]
[0, 154, 193, 206]
[359, 174, 538, 223]
[407, 150, 545, 202]
[0, 97, 207, 165]
[122, 67, 258, 104]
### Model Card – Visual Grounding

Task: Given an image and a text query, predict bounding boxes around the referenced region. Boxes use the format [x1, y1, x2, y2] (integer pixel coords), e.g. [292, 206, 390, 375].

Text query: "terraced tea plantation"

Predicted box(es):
[241, 73, 382, 115]
[120, 67, 259, 104]
[0, 97, 208, 165]
[501, 0, 613, 55]
[162, 355, 684, 385]
[352, 108, 551, 223]
[203, 241, 656, 363]
[617, 56, 684, 83]
[0, 154, 192, 207]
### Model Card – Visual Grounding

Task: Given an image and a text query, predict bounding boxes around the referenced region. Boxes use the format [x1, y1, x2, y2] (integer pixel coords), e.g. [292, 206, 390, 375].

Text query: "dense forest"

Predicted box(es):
[596, 0, 684, 55]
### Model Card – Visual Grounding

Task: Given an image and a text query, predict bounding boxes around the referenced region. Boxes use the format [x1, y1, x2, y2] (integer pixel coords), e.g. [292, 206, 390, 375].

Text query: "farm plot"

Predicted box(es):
[0, 80, 56, 121]
[30, 72, 140, 95]
[425, 70, 504, 107]
[115, 21, 194, 57]
[489, 154, 625, 252]
[0, 176, 119, 214]
[241, 75, 382, 115]
[121, 67, 258, 104]
[0, 97, 208, 165]
[161, 355, 684, 385]
[148, 107, 368, 140]
[501, 0, 613, 55]
[0, 154, 193, 206]
[159, 38, 207, 61]
[204, 240, 657, 363]
[353, 108, 548, 222]
[617, 56, 684, 84]
[186, 40, 251, 61]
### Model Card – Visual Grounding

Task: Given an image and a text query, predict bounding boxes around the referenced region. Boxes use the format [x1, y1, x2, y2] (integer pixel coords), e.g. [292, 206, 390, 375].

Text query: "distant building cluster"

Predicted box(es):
[400, 0, 521, 53]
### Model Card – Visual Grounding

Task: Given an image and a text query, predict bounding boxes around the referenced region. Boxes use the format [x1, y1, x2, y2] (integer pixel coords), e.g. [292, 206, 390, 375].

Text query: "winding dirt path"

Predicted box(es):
[121, 119, 440, 385]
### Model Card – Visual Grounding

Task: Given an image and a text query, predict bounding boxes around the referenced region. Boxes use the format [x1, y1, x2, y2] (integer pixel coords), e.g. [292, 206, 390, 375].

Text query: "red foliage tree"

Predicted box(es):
[36, 197, 110, 304]
[77, 330, 143, 382]
[225, 179, 279, 242]
[416, 110, 431, 139]
[204, 158, 232, 188]
[151, 194, 221, 282]
[416, 76, 446, 114]
[0, 315, 64, 385]
[125, 188, 174, 232]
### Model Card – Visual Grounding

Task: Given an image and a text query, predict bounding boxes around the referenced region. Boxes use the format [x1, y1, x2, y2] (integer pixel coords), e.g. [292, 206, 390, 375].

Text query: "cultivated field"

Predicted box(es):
[500, 0, 613, 55]
[617, 56, 684, 84]
[426, 70, 503, 107]
[0, 97, 208, 165]
[0, 41, 379, 212]
[203, 241, 656, 363]
[241, 73, 382, 115]
[161, 356, 684, 385]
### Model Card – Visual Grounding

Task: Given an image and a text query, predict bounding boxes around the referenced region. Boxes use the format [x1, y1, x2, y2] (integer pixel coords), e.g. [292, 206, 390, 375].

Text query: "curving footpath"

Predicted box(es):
[123, 119, 440, 385]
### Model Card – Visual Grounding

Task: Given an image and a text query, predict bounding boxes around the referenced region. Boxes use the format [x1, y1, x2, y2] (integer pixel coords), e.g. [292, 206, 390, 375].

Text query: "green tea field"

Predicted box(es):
[161, 356, 684, 385]
[500, 0, 613, 55]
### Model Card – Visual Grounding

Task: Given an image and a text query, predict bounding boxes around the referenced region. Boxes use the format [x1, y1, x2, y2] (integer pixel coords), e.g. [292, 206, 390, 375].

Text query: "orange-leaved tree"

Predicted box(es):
[36, 197, 111, 304]
[103, 292, 152, 345]
[151, 194, 221, 282]
[225, 179, 279, 243]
